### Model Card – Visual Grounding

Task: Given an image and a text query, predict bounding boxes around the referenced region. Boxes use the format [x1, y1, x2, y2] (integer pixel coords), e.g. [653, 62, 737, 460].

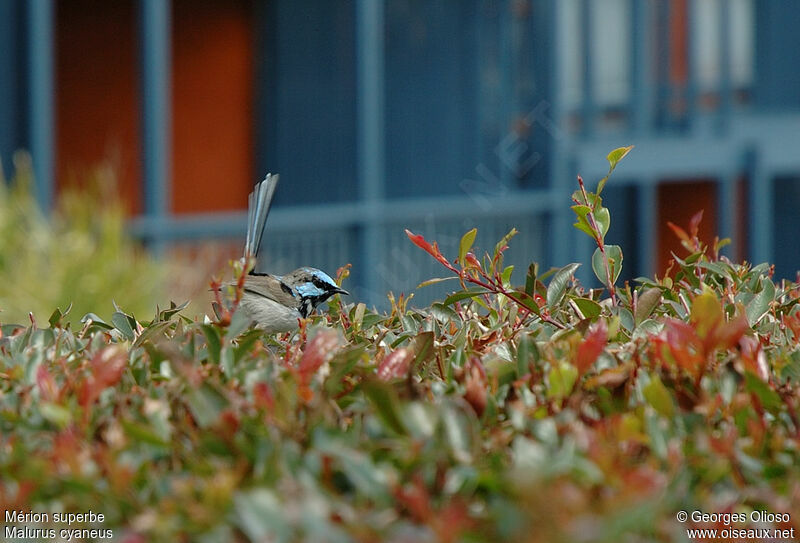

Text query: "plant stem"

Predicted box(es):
[577, 176, 617, 303]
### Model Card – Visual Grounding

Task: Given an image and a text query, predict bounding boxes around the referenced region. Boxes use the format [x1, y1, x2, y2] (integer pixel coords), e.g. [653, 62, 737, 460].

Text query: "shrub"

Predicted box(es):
[0, 154, 165, 327]
[2, 148, 799, 542]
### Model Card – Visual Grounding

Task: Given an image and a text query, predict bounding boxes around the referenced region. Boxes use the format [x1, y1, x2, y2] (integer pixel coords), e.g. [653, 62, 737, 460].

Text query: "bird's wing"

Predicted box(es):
[245, 173, 280, 261]
[238, 274, 297, 307]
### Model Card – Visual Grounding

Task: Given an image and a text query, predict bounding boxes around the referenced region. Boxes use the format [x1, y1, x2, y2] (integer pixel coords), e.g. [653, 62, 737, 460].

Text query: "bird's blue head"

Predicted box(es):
[281, 267, 349, 317]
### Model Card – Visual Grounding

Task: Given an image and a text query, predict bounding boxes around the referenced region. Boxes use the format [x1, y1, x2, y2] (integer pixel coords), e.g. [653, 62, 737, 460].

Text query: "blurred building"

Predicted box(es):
[1, 0, 800, 306]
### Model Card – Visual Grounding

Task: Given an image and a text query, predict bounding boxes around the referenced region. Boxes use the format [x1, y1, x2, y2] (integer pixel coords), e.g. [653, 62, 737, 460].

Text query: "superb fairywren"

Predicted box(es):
[227, 174, 349, 332]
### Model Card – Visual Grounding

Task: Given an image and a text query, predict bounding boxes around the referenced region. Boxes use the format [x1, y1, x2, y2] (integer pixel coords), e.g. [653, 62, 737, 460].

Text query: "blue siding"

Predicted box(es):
[384, 2, 480, 198]
[139, 0, 171, 228]
[772, 176, 800, 279]
[0, 1, 25, 174]
[257, 0, 358, 206]
[754, 1, 800, 109]
[26, 0, 55, 211]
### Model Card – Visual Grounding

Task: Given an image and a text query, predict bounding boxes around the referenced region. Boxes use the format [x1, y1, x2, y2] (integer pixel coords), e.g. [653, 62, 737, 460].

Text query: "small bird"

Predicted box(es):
[227, 174, 349, 332]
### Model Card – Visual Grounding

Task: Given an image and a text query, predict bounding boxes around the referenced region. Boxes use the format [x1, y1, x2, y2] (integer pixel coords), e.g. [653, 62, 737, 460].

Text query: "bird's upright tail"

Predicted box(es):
[244, 173, 279, 266]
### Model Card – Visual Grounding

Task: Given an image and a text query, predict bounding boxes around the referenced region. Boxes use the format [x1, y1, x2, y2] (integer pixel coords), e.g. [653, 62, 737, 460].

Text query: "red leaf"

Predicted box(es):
[784, 312, 800, 341]
[463, 357, 487, 417]
[405, 229, 451, 268]
[298, 330, 340, 385]
[658, 319, 705, 376]
[394, 475, 432, 523]
[575, 320, 608, 376]
[689, 209, 704, 237]
[465, 252, 482, 270]
[708, 312, 749, 353]
[666, 222, 689, 242]
[377, 347, 414, 380]
[253, 382, 274, 410]
[79, 346, 127, 408]
[36, 365, 58, 402]
[405, 229, 434, 255]
[739, 335, 769, 381]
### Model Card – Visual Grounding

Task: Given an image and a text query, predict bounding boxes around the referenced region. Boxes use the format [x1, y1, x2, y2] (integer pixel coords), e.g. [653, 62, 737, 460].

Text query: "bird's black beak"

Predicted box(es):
[334, 287, 350, 296]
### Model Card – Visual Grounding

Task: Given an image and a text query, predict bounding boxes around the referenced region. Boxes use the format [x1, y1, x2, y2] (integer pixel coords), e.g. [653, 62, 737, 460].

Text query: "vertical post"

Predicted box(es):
[716, 0, 732, 132]
[717, 171, 736, 260]
[685, 0, 697, 129]
[356, 0, 385, 306]
[139, 0, 171, 248]
[637, 182, 657, 279]
[579, 0, 594, 135]
[499, 0, 513, 188]
[549, 0, 571, 268]
[27, 0, 55, 211]
[655, 0, 671, 128]
[747, 148, 772, 264]
[631, 0, 653, 133]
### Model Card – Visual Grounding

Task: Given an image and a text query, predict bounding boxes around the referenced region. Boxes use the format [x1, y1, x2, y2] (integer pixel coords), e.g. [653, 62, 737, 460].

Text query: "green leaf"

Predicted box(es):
[410, 331, 435, 367]
[133, 321, 172, 348]
[225, 309, 251, 340]
[571, 204, 596, 239]
[744, 372, 782, 413]
[635, 288, 662, 325]
[597, 145, 634, 194]
[516, 334, 539, 376]
[643, 375, 674, 418]
[494, 228, 518, 256]
[324, 345, 365, 396]
[39, 402, 72, 429]
[430, 303, 460, 323]
[112, 311, 136, 341]
[363, 379, 407, 435]
[220, 346, 234, 378]
[606, 145, 634, 170]
[121, 420, 170, 447]
[511, 291, 541, 315]
[501, 265, 514, 285]
[234, 489, 290, 543]
[698, 261, 733, 280]
[444, 287, 490, 307]
[572, 189, 603, 211]
[547, 263, 581, 309]
[618, 307, 634, 332]
[332, 447, 390, 501]
[592, 245, 623, 286]
[547, 361, 578, 400]
[525, 262, 538, 296]
[459, 228, 478, 265]
[233, 329, 263, 364]
[745, 277, 775, 326]
[416, 276, 458, 289]
[186, 382, 229, 428]
[594, 206, 610, 240]
[570, 296, 602, 319]
[156, 300, 190, 322]
[48, 303, 71, 328]
[200, 324, 222, 364]
[441, 402, 477, 464]
[80, 313, 113, 330]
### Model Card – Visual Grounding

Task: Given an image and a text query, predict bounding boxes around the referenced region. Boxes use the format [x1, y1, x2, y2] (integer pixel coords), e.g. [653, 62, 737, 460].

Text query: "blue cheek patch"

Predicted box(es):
[296, 282, 326, 298]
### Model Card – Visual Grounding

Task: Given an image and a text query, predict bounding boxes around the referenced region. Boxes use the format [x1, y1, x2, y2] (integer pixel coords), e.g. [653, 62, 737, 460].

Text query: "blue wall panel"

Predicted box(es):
[384, 1, 479, 198]
[755, 1, 800, 109]
[0, 0, 24, 175]
[257, 0, 358, 206]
